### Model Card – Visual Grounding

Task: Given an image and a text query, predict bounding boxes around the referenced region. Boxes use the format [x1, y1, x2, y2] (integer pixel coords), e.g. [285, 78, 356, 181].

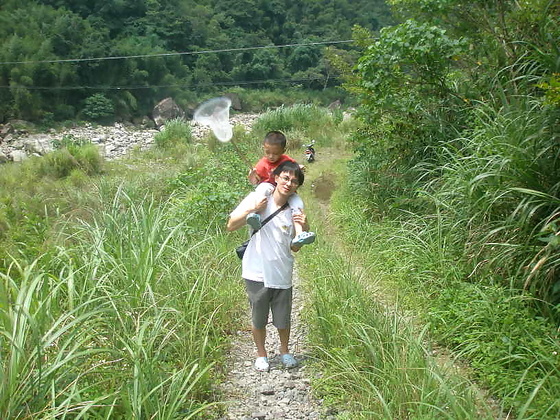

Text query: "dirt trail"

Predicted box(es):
[216, 148, 343, 420]
[217, 269, 326, 420]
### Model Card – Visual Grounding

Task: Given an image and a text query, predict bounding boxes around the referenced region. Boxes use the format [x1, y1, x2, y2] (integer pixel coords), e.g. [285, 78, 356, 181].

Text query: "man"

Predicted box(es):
[227, 161, 309, 372]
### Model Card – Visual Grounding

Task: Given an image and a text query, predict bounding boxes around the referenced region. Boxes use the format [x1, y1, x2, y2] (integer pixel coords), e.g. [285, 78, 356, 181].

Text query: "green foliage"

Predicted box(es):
[296, 180, 494, 419]
[154, 118, 193, 150]
[354, 19, 469, 170]
[169, 147, 252, 232]
[418, 98, 560, 315]
[428, 282, 560, 417]
[38, 137, 103, 178]
[537, 73, 560, 107]
[227, 86, 354, 112]
[327, 175, 560, 419]
[349, 0, 560, 319]
[343, 2, 560, 408]
[82, 93, 115, 122]
[0, 138, 249, 418]
[252, 104, 338, 146]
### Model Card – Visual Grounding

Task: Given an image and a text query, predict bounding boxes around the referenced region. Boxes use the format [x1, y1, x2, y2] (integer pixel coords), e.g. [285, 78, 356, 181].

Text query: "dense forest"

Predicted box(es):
[0, 0, 393, 123]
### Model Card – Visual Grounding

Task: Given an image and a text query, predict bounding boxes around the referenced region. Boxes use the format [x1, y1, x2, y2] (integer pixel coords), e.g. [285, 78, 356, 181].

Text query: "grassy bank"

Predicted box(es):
[297, 144, 560, 419]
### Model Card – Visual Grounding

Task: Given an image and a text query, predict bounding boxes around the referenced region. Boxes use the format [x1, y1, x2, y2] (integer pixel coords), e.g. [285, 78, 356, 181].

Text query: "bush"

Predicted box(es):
[37, 137, 103, 178]
[154, 118, 193, 150]
[82, 93, 114, 122]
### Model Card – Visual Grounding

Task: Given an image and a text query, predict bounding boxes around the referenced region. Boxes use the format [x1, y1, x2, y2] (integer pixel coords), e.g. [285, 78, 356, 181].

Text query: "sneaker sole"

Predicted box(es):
[292, 234, 316, 246]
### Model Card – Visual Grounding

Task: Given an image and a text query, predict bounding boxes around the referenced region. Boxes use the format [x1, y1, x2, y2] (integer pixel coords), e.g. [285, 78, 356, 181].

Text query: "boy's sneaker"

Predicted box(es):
[292, 231, 316, 246]
[246, 213, 262, 230]
[254, 356, 270, 372]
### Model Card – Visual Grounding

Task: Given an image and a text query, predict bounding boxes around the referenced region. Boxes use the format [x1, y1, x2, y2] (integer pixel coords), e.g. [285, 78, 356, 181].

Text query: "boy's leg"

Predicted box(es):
[255, 182, 275, 197]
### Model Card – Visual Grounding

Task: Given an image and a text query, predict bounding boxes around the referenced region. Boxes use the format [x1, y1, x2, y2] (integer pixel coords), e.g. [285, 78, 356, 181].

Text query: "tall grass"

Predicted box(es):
[1, 182, 246, 418]
[251, 104, 348, 149]
[294, 168, 494, 418]
[297, 240, 493, 419]
[327, 164, 560, 418]
[423, 97, 560, 313]
[154, 118, 193, 150]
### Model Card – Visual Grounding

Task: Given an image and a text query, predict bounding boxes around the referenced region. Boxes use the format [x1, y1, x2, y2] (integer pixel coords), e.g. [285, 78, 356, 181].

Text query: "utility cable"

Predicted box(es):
[0, 75, 344, 91]
[0, 40, 354, 65]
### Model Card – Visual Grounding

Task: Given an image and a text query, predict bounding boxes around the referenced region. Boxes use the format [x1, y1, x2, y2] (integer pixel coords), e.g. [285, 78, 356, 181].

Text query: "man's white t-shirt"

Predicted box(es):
[232, 192, 295, 289]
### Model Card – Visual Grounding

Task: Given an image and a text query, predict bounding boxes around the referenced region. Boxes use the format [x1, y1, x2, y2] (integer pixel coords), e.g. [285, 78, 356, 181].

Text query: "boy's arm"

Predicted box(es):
[248, 157, 266, 185]
[248, 167, 260, 185]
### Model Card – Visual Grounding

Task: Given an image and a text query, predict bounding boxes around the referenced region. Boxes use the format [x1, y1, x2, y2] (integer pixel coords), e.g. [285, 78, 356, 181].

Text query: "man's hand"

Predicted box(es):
[292, 210, 309, 232]
[248, 168, 261, 185]
[253, 195, 268, 213]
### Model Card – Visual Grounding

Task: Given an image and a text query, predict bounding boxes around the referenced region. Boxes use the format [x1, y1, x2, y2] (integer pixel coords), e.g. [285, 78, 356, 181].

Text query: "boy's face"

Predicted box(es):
[263, 142, 285, 163]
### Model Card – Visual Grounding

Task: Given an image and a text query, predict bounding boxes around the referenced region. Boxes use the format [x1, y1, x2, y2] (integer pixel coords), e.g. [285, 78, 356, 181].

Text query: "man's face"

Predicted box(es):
[263, 143, 285, 163]
[275, 171, 299, 196]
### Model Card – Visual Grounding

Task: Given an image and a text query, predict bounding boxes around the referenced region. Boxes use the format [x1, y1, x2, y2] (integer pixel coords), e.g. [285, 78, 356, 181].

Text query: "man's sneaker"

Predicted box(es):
[246, 213, 262, 230]
[254, 356, 270, 372]
[281, 353, 298, 369]
[292, 231, 316, 246]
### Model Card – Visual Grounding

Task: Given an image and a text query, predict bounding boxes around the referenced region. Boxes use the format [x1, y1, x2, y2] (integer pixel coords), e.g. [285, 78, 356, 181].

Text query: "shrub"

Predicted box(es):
[154, 118, 193, 150]
[82, 93, 114, 122]
[37, 137, 103, 178]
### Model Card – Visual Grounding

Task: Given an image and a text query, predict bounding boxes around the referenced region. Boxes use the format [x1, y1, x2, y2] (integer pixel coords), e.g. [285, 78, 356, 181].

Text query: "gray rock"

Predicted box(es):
[0, 151, 9, 163]
[10, 150, 28, 162]
[152, 97, 185, 128]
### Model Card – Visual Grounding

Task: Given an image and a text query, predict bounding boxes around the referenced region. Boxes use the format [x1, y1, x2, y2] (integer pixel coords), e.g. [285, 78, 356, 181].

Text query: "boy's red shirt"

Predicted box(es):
[254, 154, 296, 184]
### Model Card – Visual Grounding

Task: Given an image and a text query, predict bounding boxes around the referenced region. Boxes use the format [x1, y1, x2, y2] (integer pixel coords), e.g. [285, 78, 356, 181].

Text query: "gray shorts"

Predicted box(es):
[244, 279, 292, 329]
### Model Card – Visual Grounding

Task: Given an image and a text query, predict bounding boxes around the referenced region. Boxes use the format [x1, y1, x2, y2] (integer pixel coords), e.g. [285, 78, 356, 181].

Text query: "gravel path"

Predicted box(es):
[217, 269, 327, 420]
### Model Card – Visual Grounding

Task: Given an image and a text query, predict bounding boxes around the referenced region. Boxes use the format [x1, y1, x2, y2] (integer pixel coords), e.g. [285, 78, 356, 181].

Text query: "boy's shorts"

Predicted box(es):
[244, 279, 292, 329]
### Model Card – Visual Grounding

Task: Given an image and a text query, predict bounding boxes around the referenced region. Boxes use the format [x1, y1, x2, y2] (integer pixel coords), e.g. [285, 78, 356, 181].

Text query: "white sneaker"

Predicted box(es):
[254, 356, 270, 372]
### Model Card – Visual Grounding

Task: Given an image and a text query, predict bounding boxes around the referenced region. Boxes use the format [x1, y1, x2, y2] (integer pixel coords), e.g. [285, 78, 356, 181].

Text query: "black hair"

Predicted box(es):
[263, 130, 287, 149]
[272, 160, 304, 186]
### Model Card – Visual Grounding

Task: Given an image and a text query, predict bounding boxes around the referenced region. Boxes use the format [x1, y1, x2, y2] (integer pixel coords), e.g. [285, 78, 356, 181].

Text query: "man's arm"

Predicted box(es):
[290, 211, 309, 252]
[226, 194, 267, 232]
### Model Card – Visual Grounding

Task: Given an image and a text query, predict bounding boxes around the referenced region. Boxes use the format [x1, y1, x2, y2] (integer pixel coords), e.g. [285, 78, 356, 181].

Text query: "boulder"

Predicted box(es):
[328, 99, 342, 110]
[1, 123, 14, 139]
[224, 92, 242, 110]
[141, 116, 156, 128]
[10, 150, 28, 162]
[23, 134, 54, 155]
[152, 98, 185, 128]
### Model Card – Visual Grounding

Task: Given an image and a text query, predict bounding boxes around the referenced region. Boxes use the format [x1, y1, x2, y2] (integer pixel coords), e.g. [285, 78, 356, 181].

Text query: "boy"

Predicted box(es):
[246, 130, 315, 247]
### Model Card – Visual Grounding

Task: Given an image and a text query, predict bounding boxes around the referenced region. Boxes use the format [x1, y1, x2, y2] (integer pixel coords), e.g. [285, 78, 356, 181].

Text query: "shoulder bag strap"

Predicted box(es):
[250, 202, 289, 237]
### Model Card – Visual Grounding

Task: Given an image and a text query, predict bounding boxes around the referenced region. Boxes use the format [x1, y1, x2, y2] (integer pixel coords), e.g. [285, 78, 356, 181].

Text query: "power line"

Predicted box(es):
[0, 75, 344, 91]
[0, 40, 354, 65]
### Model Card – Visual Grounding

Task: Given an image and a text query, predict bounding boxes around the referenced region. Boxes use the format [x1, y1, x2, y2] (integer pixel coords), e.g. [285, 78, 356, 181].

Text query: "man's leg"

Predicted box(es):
[278, 327, 290, 355]
[252, 327, 267, 357]
[245, 279, 271, 370]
